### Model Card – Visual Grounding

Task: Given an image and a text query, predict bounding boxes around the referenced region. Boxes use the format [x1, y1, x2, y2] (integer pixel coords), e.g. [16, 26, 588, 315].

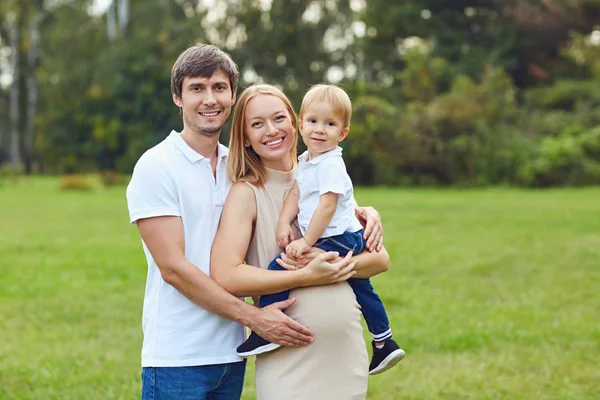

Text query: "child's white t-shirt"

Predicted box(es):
[296, 146, 363, 238]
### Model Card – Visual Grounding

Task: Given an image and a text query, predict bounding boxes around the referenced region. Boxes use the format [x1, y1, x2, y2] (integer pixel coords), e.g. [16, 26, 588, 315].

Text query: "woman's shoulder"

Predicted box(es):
[227, 181, 257, 202]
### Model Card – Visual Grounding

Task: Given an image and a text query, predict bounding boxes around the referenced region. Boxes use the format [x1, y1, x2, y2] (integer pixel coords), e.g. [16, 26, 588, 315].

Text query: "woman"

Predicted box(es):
[211, 84, 390, 399]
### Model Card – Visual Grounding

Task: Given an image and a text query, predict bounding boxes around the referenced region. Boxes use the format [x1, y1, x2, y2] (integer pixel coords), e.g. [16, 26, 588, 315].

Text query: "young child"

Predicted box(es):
[236, 84, 405, 375]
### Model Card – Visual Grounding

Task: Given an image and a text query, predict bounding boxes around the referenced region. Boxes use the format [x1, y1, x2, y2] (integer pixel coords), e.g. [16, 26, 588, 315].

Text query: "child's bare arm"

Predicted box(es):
[279, 181, 300, 226]
[301, 192, 338, 247]
[286, 192, 339, 258]
[276, 181, 300, 249]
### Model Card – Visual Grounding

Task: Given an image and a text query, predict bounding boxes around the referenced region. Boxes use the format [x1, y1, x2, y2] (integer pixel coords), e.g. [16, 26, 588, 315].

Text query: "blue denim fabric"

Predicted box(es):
[262, 229, 390, 337]
[141, 361, 246, 400]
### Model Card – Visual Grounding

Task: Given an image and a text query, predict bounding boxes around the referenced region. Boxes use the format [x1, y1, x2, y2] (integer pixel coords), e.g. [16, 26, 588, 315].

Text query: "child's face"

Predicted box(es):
[299, 101, 349, 158]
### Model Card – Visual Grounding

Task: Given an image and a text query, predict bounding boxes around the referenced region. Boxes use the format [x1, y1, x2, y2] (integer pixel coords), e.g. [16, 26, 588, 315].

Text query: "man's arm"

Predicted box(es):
[355, 205, 384, 252]
[136, 215, 313, 347]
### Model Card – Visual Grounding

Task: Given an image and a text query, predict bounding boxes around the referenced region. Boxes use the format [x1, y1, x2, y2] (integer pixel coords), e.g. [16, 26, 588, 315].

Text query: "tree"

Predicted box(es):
[7, 7, 21, 171]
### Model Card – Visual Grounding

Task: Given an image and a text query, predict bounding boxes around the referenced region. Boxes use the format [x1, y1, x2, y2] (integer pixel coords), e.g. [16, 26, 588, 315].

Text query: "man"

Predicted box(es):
[126, 44, 375, 399]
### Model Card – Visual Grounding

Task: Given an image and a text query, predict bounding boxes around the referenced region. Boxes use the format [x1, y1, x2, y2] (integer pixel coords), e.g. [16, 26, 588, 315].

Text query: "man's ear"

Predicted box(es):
[173, 94, 183, 108]
[231, 90, 237, 105]
[338, 127, 350, 143]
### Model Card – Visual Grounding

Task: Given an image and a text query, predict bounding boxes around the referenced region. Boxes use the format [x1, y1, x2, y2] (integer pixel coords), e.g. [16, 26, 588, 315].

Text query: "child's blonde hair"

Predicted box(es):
[228, 84, 298, 187]
[299, 84, 352, 128]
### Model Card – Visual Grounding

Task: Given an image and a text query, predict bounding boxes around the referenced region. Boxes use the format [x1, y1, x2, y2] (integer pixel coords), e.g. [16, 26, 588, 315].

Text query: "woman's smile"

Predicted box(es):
[264, 137, 285, 147]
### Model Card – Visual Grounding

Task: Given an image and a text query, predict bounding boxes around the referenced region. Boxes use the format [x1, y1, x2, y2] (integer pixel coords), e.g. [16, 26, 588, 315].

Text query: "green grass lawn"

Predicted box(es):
[1, 177, 599, 399]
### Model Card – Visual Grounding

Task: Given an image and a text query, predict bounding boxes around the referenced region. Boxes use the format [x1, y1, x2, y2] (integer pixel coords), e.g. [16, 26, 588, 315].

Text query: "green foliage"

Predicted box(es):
[347, 61, 530, 187]
[37, 1, 210, 174]
[519, 126, 600, 187]
[3, 0, 600, 187]
[524, 80, 600, 110]
[343, 96, 400, 185]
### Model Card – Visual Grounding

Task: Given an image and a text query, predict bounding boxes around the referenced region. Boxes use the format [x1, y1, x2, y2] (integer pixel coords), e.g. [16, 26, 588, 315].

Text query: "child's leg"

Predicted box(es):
[347, 278, 392, 342]
[258, 257, 293, 308]
[314, 230, 366, 256]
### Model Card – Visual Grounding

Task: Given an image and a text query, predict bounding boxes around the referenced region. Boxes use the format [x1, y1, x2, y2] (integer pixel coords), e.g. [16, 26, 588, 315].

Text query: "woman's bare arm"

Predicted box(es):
[278, 245, 390, 279]
[211, 183, 357, 297]
[351, 246, 390, 278]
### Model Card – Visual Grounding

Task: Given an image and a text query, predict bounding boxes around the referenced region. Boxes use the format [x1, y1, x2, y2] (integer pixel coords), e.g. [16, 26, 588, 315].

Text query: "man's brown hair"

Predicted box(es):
[170, 44, 239, 99]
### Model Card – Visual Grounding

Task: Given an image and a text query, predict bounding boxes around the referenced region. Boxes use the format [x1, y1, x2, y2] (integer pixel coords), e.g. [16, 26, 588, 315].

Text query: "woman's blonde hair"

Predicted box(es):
[228, 84, 298, 187]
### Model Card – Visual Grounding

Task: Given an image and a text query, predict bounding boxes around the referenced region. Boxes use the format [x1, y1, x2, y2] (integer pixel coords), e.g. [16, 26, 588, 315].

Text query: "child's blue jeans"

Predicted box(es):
[261, 229, 391, 341]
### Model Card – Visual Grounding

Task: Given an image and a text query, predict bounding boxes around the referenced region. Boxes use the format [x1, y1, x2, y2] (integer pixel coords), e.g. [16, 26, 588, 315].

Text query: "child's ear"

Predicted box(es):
[338, 127, 350, 143]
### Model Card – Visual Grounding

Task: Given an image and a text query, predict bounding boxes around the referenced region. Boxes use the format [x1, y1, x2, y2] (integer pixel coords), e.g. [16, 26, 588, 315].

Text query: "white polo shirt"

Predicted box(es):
[126, 130, 243, 367]
[296, 146, 363, 238]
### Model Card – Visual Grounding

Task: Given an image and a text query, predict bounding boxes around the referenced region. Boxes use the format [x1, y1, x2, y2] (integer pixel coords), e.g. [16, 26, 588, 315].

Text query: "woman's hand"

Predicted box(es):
[276, 247, 329, 270]
[355, 206, 383, 252]
[299, 251, 357, 286]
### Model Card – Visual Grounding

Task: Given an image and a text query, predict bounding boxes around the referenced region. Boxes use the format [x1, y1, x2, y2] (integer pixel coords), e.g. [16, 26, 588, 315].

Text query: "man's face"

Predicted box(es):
[173, 70, 236, 137]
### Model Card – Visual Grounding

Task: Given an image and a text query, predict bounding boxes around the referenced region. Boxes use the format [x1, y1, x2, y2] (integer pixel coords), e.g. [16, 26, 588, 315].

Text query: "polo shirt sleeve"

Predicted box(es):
[316, 157, 349, 196]
[126, 152, 180, 224]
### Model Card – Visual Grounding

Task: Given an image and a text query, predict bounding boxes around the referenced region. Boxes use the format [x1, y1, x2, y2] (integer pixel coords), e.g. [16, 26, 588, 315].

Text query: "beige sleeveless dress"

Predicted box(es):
[245, 167, 368, 400]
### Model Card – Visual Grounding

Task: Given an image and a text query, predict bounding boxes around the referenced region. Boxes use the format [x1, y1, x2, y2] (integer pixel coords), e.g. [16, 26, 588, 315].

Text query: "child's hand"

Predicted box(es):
[276, 224, 295, 250]
[286, 238, 312, 259]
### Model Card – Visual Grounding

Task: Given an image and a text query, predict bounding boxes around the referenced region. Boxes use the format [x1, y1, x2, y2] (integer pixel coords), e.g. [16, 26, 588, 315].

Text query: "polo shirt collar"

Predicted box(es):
[168, 130, 229, 164]
[298, 146, 343, 165]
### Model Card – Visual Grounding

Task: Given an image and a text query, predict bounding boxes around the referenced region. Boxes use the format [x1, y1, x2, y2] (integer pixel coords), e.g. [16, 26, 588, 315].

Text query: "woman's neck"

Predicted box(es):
[262, 158, 294, 172]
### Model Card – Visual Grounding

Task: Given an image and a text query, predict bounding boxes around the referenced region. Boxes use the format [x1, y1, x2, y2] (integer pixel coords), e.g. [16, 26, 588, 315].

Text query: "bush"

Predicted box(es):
[518, 126, 600, 187]
[59, 175, 94, 191]
[98, 170, 129, 187]
[0, 165, 21, 186]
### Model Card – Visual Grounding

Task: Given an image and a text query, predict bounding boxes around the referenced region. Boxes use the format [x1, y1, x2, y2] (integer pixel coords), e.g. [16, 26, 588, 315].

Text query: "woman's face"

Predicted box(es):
[244, 94, 296, 170]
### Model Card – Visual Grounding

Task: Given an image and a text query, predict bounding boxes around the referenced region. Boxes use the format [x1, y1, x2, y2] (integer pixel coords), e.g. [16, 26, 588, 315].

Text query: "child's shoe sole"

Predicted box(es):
[237, 342, 281, 358]
[369, 349, 406, 375]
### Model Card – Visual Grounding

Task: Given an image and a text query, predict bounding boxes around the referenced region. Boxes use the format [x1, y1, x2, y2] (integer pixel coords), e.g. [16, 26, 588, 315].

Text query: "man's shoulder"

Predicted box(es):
[134, 137, 173, 171]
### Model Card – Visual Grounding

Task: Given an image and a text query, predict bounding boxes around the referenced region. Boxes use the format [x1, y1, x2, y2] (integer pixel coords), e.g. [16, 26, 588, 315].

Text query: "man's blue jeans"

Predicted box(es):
[262, 229, 391, 340]
[141, 360, 246, 400]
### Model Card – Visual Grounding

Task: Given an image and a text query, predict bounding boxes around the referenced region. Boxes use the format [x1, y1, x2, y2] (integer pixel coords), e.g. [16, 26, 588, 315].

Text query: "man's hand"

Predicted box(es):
[276, 223, 295, 250]
[248, 298, 313, 347]
[286, 238, 312, 259]
[355, 206, 384, 252]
